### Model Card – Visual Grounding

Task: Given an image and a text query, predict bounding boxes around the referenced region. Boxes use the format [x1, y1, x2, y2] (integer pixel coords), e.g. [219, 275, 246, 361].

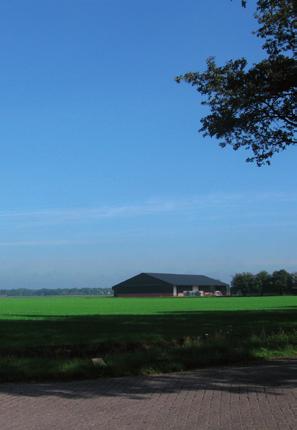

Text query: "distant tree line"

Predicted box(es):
[0, 288, 112, 297]
[231, 270, 297, 296]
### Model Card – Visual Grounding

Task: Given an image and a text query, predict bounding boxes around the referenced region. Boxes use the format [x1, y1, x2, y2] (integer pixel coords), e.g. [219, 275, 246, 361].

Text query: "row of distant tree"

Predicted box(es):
[231, 270, 297, 296]
[0, 288, 112, 297]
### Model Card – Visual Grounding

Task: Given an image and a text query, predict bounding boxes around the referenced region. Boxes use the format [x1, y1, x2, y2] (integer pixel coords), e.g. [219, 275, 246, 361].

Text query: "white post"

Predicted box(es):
[173, 285, 177, 297]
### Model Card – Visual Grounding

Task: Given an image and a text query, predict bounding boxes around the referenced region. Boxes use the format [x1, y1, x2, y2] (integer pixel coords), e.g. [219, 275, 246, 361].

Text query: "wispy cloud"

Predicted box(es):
[0, 239, 90, 247]
[0, 195, 236, 223]
[0, 191, 295, 225]
[0, 201, 185, 224]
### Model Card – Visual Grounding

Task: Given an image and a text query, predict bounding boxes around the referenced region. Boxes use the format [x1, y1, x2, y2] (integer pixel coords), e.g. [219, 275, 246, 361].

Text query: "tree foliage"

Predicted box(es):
[271, 269, 293, 294]
[176, 0, 297, 165]
[231, 272, 258, 295]
[231, 269, 296, 295]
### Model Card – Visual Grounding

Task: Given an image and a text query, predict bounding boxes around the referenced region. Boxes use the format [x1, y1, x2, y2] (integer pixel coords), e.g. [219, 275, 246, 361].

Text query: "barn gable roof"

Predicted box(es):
[145, 273, 227, 287]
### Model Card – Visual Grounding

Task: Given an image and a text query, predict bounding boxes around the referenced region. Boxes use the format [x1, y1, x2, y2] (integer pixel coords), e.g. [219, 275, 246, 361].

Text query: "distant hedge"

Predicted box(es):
[0, 288, 112, 297]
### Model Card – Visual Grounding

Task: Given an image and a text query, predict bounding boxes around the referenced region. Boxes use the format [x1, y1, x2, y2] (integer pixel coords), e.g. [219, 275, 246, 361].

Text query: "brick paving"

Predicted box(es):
[0, 360, 296, 430]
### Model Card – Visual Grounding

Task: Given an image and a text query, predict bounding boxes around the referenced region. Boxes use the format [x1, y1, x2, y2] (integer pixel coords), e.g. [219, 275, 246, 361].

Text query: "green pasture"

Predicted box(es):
[0, 296, 296, 381]
[1, 295, 297, 318]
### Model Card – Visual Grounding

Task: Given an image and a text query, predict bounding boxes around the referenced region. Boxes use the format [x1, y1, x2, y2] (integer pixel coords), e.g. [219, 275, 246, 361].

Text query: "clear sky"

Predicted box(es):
[0, 0, 296, 288]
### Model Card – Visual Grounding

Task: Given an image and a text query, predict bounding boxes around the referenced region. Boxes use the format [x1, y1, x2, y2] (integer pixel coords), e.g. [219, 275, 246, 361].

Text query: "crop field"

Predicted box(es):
[0, 296, 297, 382]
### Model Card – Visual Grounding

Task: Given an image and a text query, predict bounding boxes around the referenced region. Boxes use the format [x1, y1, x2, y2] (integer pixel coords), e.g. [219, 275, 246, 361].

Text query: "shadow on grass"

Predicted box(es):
[1, 309, 297, 353]
[0, 309, 296, 387]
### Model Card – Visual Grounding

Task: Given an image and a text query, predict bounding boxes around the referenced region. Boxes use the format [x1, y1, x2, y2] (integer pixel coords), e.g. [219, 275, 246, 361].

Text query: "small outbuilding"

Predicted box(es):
[112, 272, 229, 297]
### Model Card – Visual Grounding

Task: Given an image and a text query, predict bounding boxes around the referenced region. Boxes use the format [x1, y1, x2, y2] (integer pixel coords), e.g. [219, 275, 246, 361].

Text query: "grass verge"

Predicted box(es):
[1, 328, 296, 382]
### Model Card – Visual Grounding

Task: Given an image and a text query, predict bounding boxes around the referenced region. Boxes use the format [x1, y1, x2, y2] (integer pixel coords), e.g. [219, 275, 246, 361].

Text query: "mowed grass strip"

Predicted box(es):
[0, 296, 296, 381]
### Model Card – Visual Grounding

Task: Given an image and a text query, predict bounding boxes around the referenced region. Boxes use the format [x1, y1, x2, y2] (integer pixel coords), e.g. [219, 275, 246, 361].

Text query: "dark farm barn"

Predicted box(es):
[112, 273, 229, 297]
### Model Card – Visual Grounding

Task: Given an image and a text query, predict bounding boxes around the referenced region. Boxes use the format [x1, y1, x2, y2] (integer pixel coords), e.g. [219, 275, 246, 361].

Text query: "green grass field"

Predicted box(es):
[2, 295, 297, 318]
[0, 296, 296, 381]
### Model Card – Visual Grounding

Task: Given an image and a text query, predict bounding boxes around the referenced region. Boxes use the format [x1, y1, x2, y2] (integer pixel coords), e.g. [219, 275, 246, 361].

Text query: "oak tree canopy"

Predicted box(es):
[176, 0, 297, 165]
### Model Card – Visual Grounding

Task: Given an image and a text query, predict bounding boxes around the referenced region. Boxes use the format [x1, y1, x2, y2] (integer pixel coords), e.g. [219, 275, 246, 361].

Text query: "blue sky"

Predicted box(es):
[0, 0, 296, 288]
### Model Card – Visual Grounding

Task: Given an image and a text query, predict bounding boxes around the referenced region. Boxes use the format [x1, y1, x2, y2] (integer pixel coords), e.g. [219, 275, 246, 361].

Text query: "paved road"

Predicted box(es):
[0, 360, 296, 430]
